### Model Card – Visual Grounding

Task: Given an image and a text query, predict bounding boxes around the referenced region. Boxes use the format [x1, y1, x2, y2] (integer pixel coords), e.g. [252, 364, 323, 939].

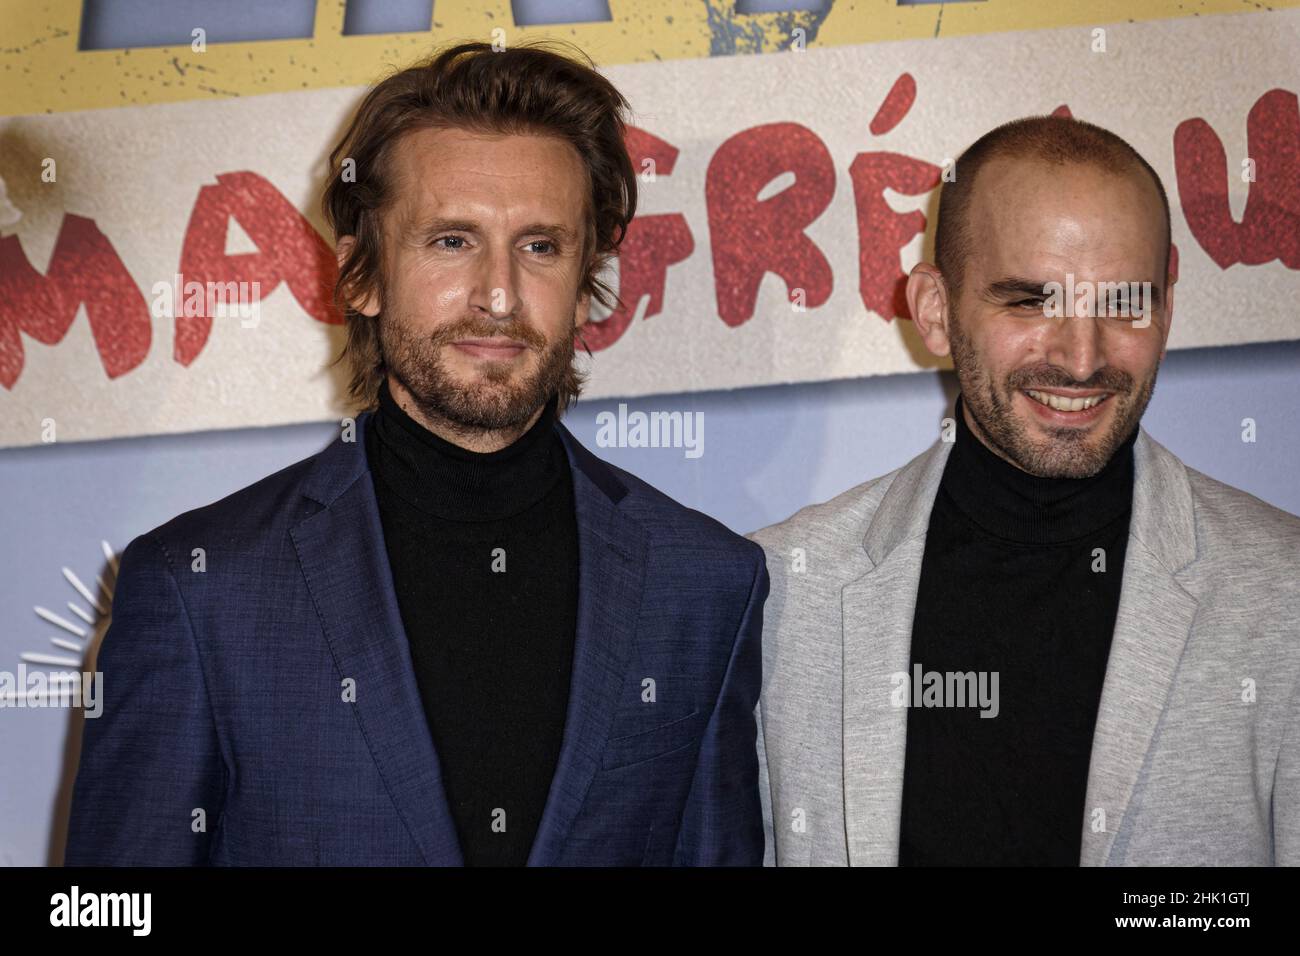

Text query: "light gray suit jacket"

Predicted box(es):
[750, 428, 1300, 865]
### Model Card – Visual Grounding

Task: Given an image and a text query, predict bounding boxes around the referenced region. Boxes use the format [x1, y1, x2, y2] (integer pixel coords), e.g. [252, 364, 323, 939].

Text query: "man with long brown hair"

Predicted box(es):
[66, 40, 767, 867]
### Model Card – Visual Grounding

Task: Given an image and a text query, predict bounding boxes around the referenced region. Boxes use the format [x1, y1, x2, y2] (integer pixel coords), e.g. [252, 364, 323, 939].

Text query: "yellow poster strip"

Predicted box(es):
[2, 0, 1298, 117]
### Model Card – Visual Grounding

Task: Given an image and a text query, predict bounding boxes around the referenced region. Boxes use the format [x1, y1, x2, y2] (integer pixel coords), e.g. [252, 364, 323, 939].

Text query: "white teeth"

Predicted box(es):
[1025, 389, 1107, 412]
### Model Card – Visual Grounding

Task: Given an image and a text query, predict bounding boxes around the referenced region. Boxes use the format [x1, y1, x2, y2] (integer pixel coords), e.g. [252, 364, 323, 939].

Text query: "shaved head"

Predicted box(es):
[935, 115, 1171, 299]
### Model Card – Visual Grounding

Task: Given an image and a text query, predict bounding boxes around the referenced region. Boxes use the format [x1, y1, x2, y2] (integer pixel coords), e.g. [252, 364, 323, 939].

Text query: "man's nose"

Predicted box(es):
[1044, 307, 1105, 385]
[469, 243, 521, 320]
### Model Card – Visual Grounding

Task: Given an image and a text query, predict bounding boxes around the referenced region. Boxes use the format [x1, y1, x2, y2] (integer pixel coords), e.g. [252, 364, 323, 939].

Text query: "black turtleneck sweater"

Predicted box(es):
[899, 394, 1136, 866]
[364, 380, 578, 867]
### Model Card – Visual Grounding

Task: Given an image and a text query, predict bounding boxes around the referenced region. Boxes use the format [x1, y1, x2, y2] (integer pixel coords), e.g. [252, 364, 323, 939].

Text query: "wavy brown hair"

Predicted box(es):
[321, 39, 637, 412]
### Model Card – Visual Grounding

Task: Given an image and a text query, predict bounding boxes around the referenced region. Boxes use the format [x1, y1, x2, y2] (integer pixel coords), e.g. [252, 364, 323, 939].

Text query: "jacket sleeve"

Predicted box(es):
[755, 701, 777, 866]
[1274, 676, 1300, 865]
[64, 533, 226, 866]
[671, 548, 769, 866]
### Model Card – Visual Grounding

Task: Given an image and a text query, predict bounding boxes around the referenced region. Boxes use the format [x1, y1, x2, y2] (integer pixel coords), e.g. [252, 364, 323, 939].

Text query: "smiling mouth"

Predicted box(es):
[1023, 388, 1112, 412]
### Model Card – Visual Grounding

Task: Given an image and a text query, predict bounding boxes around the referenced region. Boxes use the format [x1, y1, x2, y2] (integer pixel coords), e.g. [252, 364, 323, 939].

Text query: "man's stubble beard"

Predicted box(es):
[946, 307, 1158, 479]
[379, 308, 579, 437]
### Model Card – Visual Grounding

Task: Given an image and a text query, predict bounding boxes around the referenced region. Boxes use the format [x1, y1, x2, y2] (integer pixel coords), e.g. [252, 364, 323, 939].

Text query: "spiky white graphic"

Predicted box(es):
[4, 541, 117, 704]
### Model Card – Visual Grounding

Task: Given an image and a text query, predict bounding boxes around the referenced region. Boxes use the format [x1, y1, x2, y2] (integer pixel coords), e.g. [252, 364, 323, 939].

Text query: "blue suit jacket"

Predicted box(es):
[65, 411, 768, 866]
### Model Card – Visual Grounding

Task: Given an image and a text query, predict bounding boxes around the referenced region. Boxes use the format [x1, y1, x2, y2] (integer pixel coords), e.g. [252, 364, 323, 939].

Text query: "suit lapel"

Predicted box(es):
[290, 410, 463, 865]
[291, 413, 645, 866]
[289, 413, 645, 866]
[840, 428, 1200, 867]
[841, 439, 952, 865]
[1080, 429, 1199, 865]
[527, 425, 647, 865]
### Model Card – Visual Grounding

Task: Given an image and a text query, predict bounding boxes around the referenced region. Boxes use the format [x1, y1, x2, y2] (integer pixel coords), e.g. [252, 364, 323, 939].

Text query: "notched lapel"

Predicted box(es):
[290, 412, 464, 866]
[841, 440, 951, 865]
[289, 416, 650, 866]
[1080, 430, 1200, 866]
[842, 539, 927, 866]
[527, 425, 648, 865]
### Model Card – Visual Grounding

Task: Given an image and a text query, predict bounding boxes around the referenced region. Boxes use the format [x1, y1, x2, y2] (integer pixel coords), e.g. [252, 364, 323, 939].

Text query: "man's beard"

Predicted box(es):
[379, 311, 577, 436]
[947, 314, 1157, 479]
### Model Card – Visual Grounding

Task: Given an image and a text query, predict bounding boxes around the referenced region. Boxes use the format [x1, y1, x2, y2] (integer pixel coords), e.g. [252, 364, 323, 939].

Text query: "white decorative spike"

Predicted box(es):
[67, 601, 95, 625]
[33, 606, 87, 638]
[62, 567, 107, 615]
[101, 540, 119, 576]
[20, 652, 83, 667]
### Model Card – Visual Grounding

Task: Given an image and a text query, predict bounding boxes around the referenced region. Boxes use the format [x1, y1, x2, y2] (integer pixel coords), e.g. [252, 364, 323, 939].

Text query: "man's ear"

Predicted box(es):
[336, 235, 381, 317]
[906, 262, 954, 358]
[1161, 244, 1178, 356]
[1159, 274, 1175, 361]
[574, 290, 592, 329]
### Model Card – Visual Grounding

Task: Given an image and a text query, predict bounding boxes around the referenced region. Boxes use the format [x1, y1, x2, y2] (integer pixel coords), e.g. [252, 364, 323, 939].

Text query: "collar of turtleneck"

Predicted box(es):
[938, 393, 1137, 546]
[367, 378, 566, 523]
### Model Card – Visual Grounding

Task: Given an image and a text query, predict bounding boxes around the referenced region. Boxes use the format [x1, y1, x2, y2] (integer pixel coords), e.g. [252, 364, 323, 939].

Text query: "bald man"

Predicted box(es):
[751, 115, 1300, 866]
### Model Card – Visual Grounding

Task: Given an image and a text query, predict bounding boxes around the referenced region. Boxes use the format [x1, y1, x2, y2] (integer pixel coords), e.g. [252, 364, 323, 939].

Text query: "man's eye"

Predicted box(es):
[527, 240, 556, 255]
[432, 236, 465, 250]
[1010, 298, 1044, 309]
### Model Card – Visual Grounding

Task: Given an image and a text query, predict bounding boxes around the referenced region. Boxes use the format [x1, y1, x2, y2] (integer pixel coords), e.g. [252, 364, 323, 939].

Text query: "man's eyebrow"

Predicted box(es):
[984, 277, 1053, 300]
[412, 217, 578, 245]
[982, 276, 1164, 308]
[519, 221, 579, 245]
[1141, 283, 1163, 308]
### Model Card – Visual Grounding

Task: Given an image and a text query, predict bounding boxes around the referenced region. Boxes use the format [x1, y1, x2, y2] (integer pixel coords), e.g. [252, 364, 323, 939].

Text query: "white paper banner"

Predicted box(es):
[0, 10, 1296, 446]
